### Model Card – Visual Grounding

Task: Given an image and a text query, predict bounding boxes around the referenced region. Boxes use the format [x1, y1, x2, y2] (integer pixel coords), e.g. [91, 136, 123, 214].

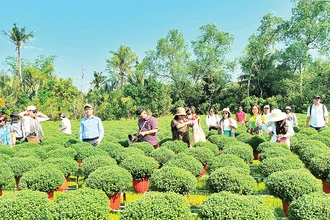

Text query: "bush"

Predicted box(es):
[247, 135, 266, 151]
[206, 130, 218, 138]
[288, 193, 330, 220]
[114, 147, 145, 164]
[208, 135, 238, 150]
[298, 145, 330, 164]
[185, 147, 215, 165]
[259, 155, 304, 177]
[150, 167, 197, 194]
[193, 141, 218, 155]
[0, 145, 15, 157]
[161, 140, 187, 154]
[0, 153, 10, 162]
[265, 169, 323, 202]
[290, 136, 299, 151]
[45, 148, 77, 160]
[85, 166, 132, 196]
[256, 142, 289, 153]
[165, 153, 203, 176]
[0, 161, 14, 189]
[207, 167, 256, 194]
[43, 157, 78, 178]
[71, 143, 108, 163]
[222, 143, 253, 163]
[309, 154, 330, 179]
[259, 146, 292, 161]
[207, 154, 250, 175]
[8, 157, 42, 179]
[0, 190, 52, 219]
[235, 133, 253, 143]
[52, 187, 109, 219]
[14, 148, 47, 161]
[310, 135, 330, 147]
[199, 191, 275, 219]
[120, 155, 158, 180]
[14, 142, 40, 151]
[129, 142, 155, 156]
[20, 164, 64, 192]
[158, 137, 172, 146]
[150, 147, 175, 166]
[42, 144, 64, 152]
[98, 142, 124, 158]
[81, 155, 117, 178]
[293, 140, 326, 153]
[121, 192, 191, 220]
[298, 127, 319, 136]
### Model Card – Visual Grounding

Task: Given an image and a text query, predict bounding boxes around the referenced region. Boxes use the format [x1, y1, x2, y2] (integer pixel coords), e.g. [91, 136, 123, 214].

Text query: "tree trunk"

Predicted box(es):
[17, 46, 22, 83]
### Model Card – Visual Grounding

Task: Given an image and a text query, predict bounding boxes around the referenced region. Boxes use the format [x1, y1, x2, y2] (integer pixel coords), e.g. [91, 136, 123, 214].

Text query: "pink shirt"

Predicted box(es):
[236, 111, 246, 122]
[137, 116, 158, 146]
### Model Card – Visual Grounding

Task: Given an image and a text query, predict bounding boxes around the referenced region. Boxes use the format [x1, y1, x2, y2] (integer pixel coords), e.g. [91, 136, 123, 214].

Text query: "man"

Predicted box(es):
[135, 108, 159, 148]
[306, 95, 328, 131]
[262, 105, 272, 131]
[235, 106, 246, 125]
[19, 106, 49, 144]
[58, 113, 72, 134]
[80, 104, 104, 146]
[10, 111, 24, 143]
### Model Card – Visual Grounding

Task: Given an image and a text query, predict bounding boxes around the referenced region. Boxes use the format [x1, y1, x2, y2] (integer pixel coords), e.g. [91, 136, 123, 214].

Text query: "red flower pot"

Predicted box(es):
[77, 162, 82, 167]
[322, 179, 330, 194]
[0, 188, 2, 196]
[108, 193, 121, 210]
[253, 151, 259, 160]
[47, 191, 54, 200]
[200, 164, 208, 176]
[133, 178, 150, 193]
[57, 177, 69, 191]
[282, 200, 290, 217]
[15, 177, 22, 190]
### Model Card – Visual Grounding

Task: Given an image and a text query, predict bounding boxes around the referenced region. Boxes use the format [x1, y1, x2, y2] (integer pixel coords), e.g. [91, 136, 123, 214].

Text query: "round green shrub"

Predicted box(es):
[298, 127, 319, 136]
[288, 193, 330, 220]
[265, 169, 323, 202]
[121, 192, 191, 220]
[310, 135, 330, 147]
[98, 142, 124, 158]
[0, 153, 10, 162]
[120, 155, 158, 180]
[185, 147, 215, 165]
[150, 147, 175, 166]
[294, 140, 327, 153]
[207, 154, 250, 175]
[14, 148, 47, 160]
[0, 145, 15, 157]
[235, 133, 253, 143]
[114, 147, 144, 164]
[20, 164, 64, 192]
[0, 190, 52, 219]
[158, 137, 172, 146]
[259, 146, 292, 161]
[14, 142, 40, 151]
[208, 135, 238, 150]
[71, 143, 108, 162]
[129, 142, 155, 156]
[45, 148, 77, 160]
[193, 141, 218, 155]
[0, 161, 14, 189]
[256, 142, 289, 153]
[81, 155, 117, 178]
[259, 155, 304, 177]
[206, 130, 218, 138]
[52, 187, 109, 219]
[43, 157, 78, 178]
[247, 135, 266, 151]
[309, 154, 330, 179]
[299, 145, 330, 164]
[207, 167, 256, 194]
[149, 167, 197, 194]
[199, 191, 275, 219]
[165, 153, 203, 176]
[85, 166, 132, 196]
[222, 143, 253, 163]
[161, 140, 187, 154]
[293, 125, 301, 133]
[8, 157, 42, 179]
[290, 136, 299, 151]
[42, 144, 64, 152]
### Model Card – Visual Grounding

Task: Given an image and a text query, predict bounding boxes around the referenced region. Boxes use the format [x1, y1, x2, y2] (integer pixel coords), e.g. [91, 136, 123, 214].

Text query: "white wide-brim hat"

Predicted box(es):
[268, 109, 287, 122]
[175, 107, 186, 116]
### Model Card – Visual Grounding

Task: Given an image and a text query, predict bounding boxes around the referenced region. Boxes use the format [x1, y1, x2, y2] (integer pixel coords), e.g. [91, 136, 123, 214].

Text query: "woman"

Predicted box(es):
[248, 104, 266, 135]
[285, 106, 298, 126]
[0, 115, 14, 146]
[171, 107, 194, 146]
[265, 109, 294, 147]
[206, 107, 220, 131]
[217, 108, 237, 137]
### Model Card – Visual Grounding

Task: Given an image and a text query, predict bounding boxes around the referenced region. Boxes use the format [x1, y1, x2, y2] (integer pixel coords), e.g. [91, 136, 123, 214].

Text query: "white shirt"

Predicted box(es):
[307, 104, 328, 127]
[61, 118, 72, 134]
[223, 118, 236, 130]
[262, 113, 272, 131]
[206, 115, 220, 127]
[265, 120, 294, 147]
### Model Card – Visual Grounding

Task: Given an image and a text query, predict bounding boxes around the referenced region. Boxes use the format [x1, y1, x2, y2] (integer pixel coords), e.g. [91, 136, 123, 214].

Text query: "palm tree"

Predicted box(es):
[1, 23, 34, 83]
[106, 45, 138, 88]
[90, 71, 108, 90]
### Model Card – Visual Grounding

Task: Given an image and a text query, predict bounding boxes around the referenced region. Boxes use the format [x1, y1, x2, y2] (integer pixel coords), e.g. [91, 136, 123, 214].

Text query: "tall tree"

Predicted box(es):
[1, 23, 34, 83]
[90, 71, 107, 90]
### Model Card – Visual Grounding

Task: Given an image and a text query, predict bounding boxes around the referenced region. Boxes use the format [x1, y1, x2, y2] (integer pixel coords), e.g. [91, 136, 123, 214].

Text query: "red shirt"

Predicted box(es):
[236, 111, 246, 122]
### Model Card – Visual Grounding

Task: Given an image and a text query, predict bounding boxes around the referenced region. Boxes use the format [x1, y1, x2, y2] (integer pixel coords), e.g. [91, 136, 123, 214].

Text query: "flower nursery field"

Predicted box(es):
[0, 113, 330, 220]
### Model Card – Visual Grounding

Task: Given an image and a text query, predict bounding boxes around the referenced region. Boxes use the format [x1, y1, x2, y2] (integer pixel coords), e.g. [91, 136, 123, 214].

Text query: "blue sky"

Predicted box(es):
[0, 0, 292, 92]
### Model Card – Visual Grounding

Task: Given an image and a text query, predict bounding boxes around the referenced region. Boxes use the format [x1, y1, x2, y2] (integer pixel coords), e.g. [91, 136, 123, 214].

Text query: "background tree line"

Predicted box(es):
[1, 0, 330, 120]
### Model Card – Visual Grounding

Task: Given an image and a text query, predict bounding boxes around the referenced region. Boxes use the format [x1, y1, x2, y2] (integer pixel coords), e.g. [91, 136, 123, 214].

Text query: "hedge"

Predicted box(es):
[298, 145, 330, 164]
[14, 148, 47, 161]
[258, 146, 292, 161]
[8, 157, 42, 179]
[265, 169, 323, 202]
[235, 133, 253, 144]
[0, 161, 14, 189]
[309, 154, 330, 179]
[199, 191, 275, 219]
[0, 145, 15, 157]
[310, 135, 330, 147]
[259, 155, 304, 177]
[42, 144, 65, 152]
[161, 140, 187, 154]
[71, 142, 107, 162]
[114, 147, 145, 164]
[120, 155, 159, 180]
[43, 157, 78, 178]
[185, 147, 215, 165]
[207, 154, 250, 175]
[208, 135, 238, 150]
[193, 141, 219, 155]
[45, 148, 77, 160]
[150, 147, 175, 166]
[222, 143, 253, 163]
[0, 153, 10, 162]
[52, 187, 109, 219]
[129, 142, 155, 156]
[256, 142, 289, 153]
[121, 192, 191, 220]
[207, 167, 256, 194]
[293, 140, 326, 153]
[165, 153, 203, 176]
[149, 167, 197, 194]
[98, 142, 124, 158]
[81, 155, 117, 178]
[298, 127, 319, 136]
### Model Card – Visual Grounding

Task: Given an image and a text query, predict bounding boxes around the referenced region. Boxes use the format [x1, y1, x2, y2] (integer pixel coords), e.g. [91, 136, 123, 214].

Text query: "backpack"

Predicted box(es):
[309, 104, 326, 119]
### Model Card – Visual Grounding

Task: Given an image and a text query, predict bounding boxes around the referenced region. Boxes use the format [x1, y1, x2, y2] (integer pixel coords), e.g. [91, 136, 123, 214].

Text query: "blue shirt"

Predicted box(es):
[79, 116, 104, 142]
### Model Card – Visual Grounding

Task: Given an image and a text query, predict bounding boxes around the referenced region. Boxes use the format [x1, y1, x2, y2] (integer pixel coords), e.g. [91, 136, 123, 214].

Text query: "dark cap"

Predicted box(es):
[313, 95, 321, 99]
[10, 111, 19, 117]
[136, 108, 145, 116]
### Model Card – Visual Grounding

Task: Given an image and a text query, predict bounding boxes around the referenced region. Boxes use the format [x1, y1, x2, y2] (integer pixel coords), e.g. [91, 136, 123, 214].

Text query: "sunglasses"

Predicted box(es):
[222, 112, 228, 115]
[0, 119, 6, 122]
[32, 111, 38, 114]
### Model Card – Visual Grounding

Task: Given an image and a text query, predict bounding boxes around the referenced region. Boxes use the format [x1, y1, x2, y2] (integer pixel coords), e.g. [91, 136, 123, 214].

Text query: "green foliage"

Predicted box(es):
[222, 143, 253, 163]
[265, 169, 322, 202]
[0, 190, 52, 220]
[161, 140, 187, 154]
[149, 167, 197, 194]
[98, 142, 124, 158]
[0, 161, 14, 188]
[165, 153, 203, 176]
[259, 146, 292, 161]
[20, 164, 64, 192]
[14, 142, 40, 151]
[114, 147, 145, 164]
[8, 156, 42, 178]
[0, 145, 15, 157]
[206, 130, 218, 138]
[207, 154, 250, 174]
[42, 144, 64, 152]
[206, 167, 257, 194]
[120, 155, 159, 180]
[309, 154, 330, 179]
[52, 187, 109, 219]
[199, 191, 275, 219]
[14, 148, 47, 160]
[42, 157, 78, 178]
[150, 147, 175, 166]
[0, 153, 10, 162]
[235, 133, 253, 144]
[293, 140, 328, 153]
[81, 155, 117, 178]
[71, 142, 108, 162]
[259, 155, 304, 177]
[288, 193, 330, 220]
[129, 142, 155, 156]
[121, 192, 191, 220]
[247, 135, 266, 151]
[310, 135, 330, 147]
[208, 134, 237, 150]
[185, 147, 215, 165]
[256, 141, 289, 153]
[193, 141, 219, 155]
[298, 144, 330, 164]
[45, 148, 77, 160]
[298, 127, 319, 136]
[85, 166, 132, 196]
